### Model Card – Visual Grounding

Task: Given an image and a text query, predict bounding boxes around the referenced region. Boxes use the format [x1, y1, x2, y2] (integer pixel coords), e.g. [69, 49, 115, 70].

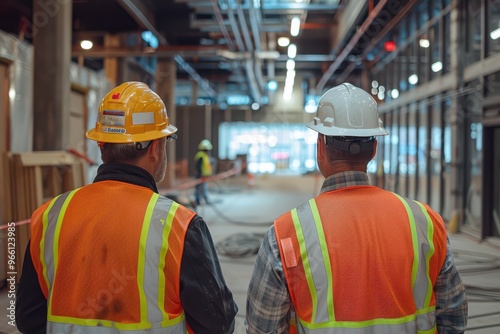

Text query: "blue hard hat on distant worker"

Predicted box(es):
[307, 83, 388, 137]
[198, 139, 213, 150]
[86, 81, 177, 143]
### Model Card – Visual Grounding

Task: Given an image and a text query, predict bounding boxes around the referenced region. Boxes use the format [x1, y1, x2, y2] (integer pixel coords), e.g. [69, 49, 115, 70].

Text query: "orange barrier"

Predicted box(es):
[0, 219, 30, 230]
[67, 148, 98, 166]
[0, 164, 245, 230]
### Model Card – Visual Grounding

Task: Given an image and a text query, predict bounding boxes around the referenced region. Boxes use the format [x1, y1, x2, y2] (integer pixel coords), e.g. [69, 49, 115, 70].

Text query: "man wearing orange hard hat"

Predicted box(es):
[16, 82, 238, 333]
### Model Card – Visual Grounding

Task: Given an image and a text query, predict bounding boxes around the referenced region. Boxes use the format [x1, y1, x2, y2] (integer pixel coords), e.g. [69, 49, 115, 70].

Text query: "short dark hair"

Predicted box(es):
[323, 135, 376, 165]
[100, 142, 149, 163]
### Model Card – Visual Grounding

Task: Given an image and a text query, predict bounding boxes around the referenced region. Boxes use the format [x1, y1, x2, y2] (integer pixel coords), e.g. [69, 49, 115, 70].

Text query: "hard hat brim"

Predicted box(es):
[86, 125, 178, 143]
[307, 121, 388, 137]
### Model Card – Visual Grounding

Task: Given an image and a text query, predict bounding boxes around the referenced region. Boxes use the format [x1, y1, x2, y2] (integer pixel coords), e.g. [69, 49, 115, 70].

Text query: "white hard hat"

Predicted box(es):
[198, 139, 213, 150]
[307, 83, 388, 137]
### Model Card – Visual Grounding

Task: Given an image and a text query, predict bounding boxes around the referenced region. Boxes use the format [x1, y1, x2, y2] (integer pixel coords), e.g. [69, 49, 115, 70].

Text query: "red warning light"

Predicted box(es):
[112, 93, 120, 99]
[384, 41, 396, 52]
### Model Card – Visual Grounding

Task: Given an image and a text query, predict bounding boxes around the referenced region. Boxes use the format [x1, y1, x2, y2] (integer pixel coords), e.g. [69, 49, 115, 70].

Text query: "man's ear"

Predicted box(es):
[148, 139, 161, 161]
[371, 139, 378, 160]
[317, 135, 325, 160]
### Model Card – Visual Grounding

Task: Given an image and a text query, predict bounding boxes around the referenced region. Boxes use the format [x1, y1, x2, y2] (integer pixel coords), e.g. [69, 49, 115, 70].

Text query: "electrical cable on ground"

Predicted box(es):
[450, 249, 500, 331]
[215, 232, 265, 258]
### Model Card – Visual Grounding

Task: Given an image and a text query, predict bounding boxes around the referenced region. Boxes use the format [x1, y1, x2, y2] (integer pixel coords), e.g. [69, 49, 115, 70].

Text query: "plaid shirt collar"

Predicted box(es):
[320, 170, 371, 194]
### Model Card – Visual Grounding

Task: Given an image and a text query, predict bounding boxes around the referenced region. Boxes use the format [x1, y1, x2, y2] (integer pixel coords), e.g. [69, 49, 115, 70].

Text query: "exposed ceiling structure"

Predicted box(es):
[0, 0, 411, 108]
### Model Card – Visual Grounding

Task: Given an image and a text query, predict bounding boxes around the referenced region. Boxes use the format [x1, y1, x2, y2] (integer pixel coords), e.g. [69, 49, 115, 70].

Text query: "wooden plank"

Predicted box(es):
[12, 155, 25, 221]
[34, 166, 44, 207]
[18, 151, 76, 167]
[1, 152, 12, 224]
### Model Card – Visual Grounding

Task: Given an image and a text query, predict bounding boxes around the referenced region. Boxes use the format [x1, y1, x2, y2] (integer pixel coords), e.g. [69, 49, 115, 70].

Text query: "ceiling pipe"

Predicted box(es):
[223, 0, 261, 103]
[337, 0, 419, 81]
[117, 0, 216, 97]
[236, 0, 254, 52]
[225, 0, 246, 51]
[246, 0, 266, 95]
[236, 0, 266, 99]
[210, 0, 245, 89]
[210, 0, 236, 50]
[315, 0, 389, 95]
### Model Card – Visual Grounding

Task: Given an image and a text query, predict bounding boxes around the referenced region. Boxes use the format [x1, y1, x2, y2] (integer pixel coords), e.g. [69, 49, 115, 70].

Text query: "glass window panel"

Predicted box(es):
[485, 71, 500, 97]
[218, 122, 317, 175]
[418, 0, 429, 26]
[463, 81, 483, 229]
[418, 31, 429, 84]
[408, 103, 418, 199]
[417, 101, 428, 203]
[430, 23, 441, 80]
[383, 112, 392, 183]
[465, 0, 482, 65]
[431, 0, 442, 18]
[443, 13, 451, 74]
[487, 0, 500, 57]
[399, 107, 408, 197]
[430, 96, 442, 213]
[391, 110, 399, 192]
[443, 98, 452, 220]
[400, 47, 408, 92]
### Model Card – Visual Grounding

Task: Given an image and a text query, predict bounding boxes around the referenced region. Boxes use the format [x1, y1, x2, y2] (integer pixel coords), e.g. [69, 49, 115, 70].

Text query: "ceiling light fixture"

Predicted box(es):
[278, 37, 290, 47]
[490, 28, 500, 40]
[408, 74, 418, 85]
[419, 39, 430, 48]
[290, 17, 301, 37]
[287, 44, 297, 58]
[80, 40, 93, 50]
[431, 61, 443, 72]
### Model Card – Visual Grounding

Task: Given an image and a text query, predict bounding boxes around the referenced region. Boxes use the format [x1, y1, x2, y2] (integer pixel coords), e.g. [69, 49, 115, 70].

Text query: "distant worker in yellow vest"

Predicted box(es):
[16, 82, 238, 333]
[245, 83, 467, 333]
[194, 139, 213, 206]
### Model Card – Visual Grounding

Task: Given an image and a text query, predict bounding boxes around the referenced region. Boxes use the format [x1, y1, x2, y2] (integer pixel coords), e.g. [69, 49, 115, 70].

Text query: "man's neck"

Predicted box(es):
[322, 161, 367, 178]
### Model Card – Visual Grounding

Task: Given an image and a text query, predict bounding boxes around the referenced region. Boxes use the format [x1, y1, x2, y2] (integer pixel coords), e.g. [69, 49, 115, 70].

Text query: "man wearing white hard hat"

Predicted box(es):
[246, 83, 467, 333]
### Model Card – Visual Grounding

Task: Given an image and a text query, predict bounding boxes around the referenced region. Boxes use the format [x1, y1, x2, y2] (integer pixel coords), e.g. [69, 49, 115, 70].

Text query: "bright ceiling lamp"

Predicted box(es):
[419, 39, 430, 48]
[287, 44, 297, 58]
[278, 37, 290, 47]
[490, 27, 500, 40]
[408, 74, 418, 85]
[286, 59, 296, 71]
[80, 40, 93, 50]
[290, 16, 301, 37]
[431, 61, 443, 72]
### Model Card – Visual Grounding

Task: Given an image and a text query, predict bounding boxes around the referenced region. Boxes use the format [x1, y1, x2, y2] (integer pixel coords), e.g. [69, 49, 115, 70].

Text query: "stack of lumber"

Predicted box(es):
[2, 151, 85, 281]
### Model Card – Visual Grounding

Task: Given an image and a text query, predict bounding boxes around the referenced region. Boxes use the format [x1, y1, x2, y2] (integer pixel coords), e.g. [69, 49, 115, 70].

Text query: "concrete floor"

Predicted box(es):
[1, 173, 499, 333]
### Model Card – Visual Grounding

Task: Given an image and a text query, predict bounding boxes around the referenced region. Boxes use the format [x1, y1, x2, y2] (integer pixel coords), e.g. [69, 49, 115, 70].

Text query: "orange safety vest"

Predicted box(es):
[29, 181, 196, 333]
[194, 151, 213, 177]
[274, 185, 448, 333]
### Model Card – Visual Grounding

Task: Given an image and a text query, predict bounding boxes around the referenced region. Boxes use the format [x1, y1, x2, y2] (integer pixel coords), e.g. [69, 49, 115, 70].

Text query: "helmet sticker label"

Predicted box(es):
[102, 127, 126, 134]
[102, 110, 125, 126]
[132, 112, 154, 125]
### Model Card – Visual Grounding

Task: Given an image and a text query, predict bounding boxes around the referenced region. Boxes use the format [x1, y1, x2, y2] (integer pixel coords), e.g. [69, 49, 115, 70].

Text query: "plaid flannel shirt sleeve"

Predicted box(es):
[435, 237, 468, 333]
[245, 226, 291, 334]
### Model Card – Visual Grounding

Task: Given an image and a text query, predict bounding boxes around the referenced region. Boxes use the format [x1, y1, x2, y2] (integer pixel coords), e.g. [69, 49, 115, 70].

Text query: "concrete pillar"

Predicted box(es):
[32, 0, 72, 151]
[156, 58, 177, 187]
[448, 0, 465, 231]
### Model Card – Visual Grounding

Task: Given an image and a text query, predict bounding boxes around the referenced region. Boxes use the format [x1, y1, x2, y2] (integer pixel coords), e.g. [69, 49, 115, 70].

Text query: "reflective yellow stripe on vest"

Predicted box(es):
[41, 190, 187, 333]
[290, 194, 437, 333]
